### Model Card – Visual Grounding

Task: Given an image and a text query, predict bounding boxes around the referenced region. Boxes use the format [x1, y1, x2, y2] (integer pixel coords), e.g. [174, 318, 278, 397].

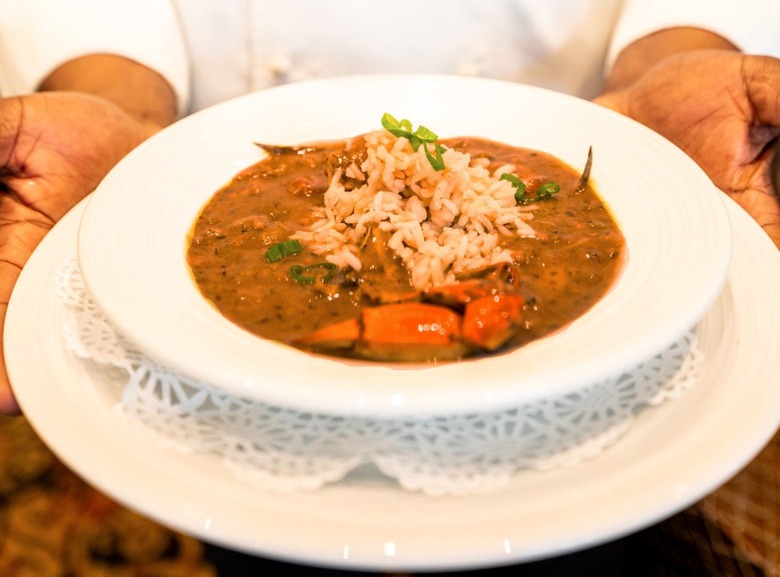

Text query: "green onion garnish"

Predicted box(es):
[381, 112, 446, 171]
[423, 143, 446, 171]
[536, 182, 561, 199]
[500, 173, 527, 202]
[265, 239, 302, 263]
[289, 262, 338, 284]
[501, 173, 560, 205]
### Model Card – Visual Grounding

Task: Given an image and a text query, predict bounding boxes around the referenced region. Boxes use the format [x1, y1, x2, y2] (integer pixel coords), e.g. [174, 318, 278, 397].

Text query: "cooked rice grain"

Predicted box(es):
[293, 130, 536, 290]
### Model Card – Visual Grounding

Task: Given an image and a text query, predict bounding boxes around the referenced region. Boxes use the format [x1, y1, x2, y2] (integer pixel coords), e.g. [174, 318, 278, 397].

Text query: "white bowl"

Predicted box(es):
[77, 74, 732, 417]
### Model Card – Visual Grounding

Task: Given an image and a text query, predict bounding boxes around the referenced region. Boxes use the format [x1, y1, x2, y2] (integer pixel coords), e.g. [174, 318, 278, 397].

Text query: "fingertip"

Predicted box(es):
[0, 390, 21, 415]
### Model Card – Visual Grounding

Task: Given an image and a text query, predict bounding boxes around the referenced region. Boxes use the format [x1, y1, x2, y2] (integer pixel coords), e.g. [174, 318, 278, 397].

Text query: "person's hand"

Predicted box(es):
[595, 49, 780, 247]
[0, 92, 155, 413]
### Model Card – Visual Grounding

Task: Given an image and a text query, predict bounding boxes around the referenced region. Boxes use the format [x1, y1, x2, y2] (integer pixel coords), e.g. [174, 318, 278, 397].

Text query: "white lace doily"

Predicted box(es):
[56, 259, 703, 495]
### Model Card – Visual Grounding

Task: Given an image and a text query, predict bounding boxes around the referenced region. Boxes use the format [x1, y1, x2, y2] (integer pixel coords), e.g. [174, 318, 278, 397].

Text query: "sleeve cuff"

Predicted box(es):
[607, 0, 780, 70]
[0, 0, 191, 115]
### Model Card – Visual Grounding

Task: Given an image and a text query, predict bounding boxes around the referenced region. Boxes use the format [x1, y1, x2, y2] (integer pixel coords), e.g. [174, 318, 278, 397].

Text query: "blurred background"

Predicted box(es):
[0, 414, 776, 577]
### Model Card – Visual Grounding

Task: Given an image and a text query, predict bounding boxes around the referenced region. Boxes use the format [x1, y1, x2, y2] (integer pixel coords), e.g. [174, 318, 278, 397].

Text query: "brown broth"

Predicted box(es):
[186, 137, 625, 361]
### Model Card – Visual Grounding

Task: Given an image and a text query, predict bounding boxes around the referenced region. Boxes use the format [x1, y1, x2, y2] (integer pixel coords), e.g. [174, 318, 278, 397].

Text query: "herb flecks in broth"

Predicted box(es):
[187, 127, 624, 363]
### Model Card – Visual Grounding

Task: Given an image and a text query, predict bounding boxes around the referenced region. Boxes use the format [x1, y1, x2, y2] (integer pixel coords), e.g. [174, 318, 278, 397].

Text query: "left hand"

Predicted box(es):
[595, 49, 780, 247]
[0, 92, 156, 414]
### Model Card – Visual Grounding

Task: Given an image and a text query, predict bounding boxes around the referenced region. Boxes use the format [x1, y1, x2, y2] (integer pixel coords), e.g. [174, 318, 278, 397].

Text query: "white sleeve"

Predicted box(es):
[0, 0, 191, 114]
[608, 0, 780, 67]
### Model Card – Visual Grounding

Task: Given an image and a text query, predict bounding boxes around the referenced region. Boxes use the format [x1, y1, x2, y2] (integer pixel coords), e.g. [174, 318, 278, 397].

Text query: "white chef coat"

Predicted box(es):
[0, 0, 778, 115]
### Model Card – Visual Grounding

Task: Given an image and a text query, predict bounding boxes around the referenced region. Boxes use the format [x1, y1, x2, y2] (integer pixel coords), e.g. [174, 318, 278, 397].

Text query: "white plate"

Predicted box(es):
[76, 74, 732, 417]
[7, 195, 779, 572]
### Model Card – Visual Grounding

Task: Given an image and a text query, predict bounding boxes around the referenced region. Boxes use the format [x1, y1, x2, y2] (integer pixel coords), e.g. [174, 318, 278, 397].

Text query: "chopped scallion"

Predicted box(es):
[424, 143, 446, 171]
[265, 239, 302, 263]
[501, 173, 560, 205]
[500, 173, 527, 202]
[536, 182, 561, 199]
[381, 112, 446, 171]
[289, 262, 338, 284]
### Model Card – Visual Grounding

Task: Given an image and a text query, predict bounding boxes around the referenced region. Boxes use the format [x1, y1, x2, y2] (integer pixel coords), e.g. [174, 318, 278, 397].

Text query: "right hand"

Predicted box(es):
[0, 92, 156, 413]
[596, 49, 780, 248]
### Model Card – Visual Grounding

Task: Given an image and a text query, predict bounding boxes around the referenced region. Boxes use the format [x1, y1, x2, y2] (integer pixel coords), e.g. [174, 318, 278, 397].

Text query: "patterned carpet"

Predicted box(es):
[0, 413, 775, 577]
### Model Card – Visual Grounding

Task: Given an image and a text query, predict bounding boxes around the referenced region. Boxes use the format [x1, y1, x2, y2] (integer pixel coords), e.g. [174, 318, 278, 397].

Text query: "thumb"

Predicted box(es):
[0, 276, 22, 415]
[0, 97, 23, 169]
[744, 55, 780, 128]
[730, 138, 780, 249]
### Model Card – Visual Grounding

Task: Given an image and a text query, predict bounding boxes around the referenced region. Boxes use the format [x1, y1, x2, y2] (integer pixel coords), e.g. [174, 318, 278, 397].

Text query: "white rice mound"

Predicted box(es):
[293, 130, 537, 291]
